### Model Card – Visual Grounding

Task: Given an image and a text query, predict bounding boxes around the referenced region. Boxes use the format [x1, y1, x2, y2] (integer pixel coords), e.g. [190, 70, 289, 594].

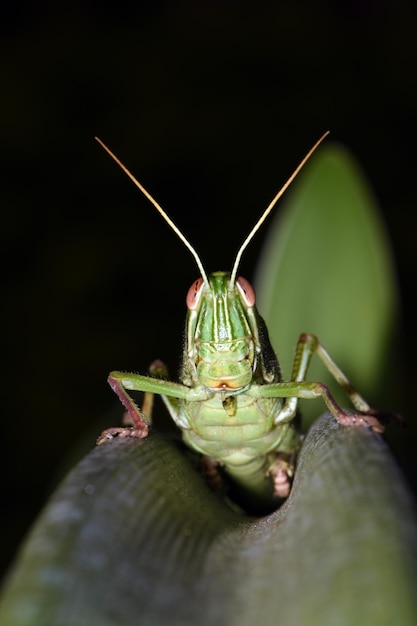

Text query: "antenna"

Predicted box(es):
[95, 137, 210, 288]
[229, 131, 330, 285]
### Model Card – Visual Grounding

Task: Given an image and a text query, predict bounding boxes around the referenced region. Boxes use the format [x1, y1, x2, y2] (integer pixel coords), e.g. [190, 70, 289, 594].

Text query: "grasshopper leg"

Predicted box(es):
[98, 359, 174, 444]
[96, 425, 148, 445]
[97, 370, 156, 445]
[267, 453, 296, 499]
[290, 333, 386, 433]
[290, 380, 386, 433]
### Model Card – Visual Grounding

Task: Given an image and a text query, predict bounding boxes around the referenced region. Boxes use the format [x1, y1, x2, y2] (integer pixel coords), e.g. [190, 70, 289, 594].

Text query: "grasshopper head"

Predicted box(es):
[184, 272, 260, 390]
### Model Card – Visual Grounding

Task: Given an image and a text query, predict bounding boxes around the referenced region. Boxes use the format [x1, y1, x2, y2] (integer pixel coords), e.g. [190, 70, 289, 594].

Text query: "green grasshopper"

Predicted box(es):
[96, 133, 385, 511]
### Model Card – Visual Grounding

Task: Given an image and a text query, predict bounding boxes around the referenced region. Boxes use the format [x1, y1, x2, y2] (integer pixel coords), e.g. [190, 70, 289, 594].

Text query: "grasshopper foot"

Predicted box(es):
[268, 456, 294, 499]
[336, 412, 385, 433]
[96, 425, 149, 445]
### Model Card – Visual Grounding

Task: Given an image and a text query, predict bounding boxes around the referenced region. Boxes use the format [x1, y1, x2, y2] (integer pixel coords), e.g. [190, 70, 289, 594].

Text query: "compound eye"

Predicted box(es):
[186, 277, 205, 310]
[236, 276, 256, 307]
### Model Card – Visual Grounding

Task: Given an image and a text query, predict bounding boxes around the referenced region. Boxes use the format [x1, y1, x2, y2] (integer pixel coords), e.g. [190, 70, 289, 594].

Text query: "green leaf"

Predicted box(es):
[1, 420, 416, 626]
[254, 142, 398, 425]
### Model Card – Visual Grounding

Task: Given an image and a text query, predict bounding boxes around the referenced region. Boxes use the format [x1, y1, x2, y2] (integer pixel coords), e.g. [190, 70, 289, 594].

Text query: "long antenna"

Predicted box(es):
[230, 131, 330, 285]
[95, 137, 210, 288]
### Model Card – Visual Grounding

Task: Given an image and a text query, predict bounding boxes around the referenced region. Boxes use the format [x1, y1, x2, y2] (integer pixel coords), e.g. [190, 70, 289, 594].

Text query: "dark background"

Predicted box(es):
[1, 0, 416, 577]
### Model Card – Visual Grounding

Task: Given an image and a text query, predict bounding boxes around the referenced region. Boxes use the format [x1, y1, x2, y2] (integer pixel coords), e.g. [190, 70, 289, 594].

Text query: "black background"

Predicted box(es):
[1, 0, 416, 577]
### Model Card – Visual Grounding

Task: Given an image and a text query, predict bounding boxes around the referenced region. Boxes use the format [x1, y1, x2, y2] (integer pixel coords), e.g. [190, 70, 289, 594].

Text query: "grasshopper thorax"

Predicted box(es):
[184, 272, 260, 391]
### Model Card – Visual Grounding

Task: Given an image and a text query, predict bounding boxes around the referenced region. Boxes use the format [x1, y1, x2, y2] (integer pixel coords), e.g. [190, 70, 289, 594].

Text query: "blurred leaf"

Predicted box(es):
[254, 142, 398, 425]
[1, 418, 416, 626]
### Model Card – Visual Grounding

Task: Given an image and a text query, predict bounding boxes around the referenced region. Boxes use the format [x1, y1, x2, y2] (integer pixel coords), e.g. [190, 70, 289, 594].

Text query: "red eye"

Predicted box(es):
[236, 276, 256, 306]
[186, 278, 205, 310]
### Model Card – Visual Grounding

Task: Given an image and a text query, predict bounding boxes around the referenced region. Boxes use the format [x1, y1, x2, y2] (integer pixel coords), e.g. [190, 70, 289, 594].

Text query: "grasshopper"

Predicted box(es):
[96, 133, 385, 512]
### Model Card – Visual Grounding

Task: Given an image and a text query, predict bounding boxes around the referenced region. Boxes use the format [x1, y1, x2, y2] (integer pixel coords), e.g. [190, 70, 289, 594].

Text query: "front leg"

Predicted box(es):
[98, 361, 210, 444]
[252, 333, 386, 433]
[270, 380, 384, 433]
[292, 333, 386, 432]
[98, 361, 175, 444]
[107, 372, 150, 433]
[98, 371, 154, 444]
